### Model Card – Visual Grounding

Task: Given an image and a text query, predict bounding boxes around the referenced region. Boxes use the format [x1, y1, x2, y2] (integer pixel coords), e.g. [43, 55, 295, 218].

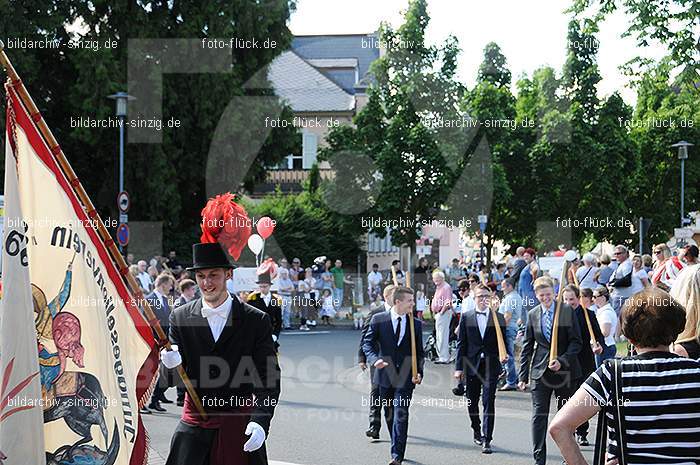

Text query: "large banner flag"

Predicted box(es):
[0, 83, 158, 464]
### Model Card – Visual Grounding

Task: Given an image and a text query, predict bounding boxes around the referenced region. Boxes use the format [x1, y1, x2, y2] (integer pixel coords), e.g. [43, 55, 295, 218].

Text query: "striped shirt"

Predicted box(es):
[584, 352, 700, 465]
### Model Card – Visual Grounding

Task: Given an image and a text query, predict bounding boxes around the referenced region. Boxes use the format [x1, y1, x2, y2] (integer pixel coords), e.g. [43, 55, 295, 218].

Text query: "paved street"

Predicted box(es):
[144, 325, 595, 465]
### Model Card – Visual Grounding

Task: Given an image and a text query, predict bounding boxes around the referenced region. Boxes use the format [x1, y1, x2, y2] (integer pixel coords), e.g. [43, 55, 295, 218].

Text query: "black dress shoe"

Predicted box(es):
[158, 395, 173, 404]
[366, 429, 379, 440]
[149, 402, 166, 412]
[389, 459, 401, 465]
[139, 407, 152, 415]
[176, 400, 184, 407]
[473, 435, 483, 446]
[482, 442, 492, 454]
[576, 435, 589, 446]
[452, 385, 465, 396]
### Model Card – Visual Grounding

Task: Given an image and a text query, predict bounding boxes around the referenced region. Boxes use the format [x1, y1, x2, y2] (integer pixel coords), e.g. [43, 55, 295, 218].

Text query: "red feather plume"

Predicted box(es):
[200, 193, 252, 261]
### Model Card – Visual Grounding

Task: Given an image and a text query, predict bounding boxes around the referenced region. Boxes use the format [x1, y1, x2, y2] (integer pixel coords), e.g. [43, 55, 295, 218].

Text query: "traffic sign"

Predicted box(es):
[117, 191, 130, 213]
[117, 223, 129, 246]
[119, 213, 128, 224]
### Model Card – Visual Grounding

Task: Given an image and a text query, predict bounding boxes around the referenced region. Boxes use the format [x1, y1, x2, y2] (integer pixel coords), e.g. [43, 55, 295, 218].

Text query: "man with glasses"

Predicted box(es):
[454, 284, 507, 454]
[607, 245, 641, 315]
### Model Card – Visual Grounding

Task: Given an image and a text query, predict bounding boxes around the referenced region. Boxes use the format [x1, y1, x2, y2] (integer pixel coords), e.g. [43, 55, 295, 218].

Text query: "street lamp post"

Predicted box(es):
[671, 141, 694, 228]
[478, 214, 488, 268]
[107, 92, 134, 253]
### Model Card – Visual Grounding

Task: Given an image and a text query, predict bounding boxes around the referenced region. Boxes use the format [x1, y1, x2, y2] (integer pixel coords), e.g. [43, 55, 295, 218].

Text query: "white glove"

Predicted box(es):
[243, 421, 266, 452]
[272, 334, 278, 343]
[160, 345, 182, 369]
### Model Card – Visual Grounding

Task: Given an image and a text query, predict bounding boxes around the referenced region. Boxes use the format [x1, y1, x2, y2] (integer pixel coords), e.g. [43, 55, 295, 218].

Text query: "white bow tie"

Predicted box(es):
[202, 307, 227, 319]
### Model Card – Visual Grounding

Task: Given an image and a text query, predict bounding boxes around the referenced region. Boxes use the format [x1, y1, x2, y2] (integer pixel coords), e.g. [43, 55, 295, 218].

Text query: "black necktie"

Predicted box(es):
[395, 316, 402, 344]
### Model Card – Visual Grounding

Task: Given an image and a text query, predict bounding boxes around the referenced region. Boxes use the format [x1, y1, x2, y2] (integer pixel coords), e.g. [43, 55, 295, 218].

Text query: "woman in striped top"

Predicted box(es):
[549, 287, 700, 465]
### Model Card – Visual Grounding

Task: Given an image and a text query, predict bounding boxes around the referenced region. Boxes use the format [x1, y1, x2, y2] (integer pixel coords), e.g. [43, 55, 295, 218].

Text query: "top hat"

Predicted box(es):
[187, 243, 234, 271]
[256, 272, 272, 285]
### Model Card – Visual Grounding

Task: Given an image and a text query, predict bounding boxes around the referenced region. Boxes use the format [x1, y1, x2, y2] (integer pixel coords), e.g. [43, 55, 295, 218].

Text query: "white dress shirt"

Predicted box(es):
[261, 292, 272, 307]
[390, 308, 406, 344]
[201, 294, 233, 342]
[475, 309, 488, 339]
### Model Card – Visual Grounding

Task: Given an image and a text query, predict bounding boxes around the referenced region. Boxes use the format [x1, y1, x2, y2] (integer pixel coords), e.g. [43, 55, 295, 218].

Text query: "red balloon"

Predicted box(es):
[256, 216, 275, 239]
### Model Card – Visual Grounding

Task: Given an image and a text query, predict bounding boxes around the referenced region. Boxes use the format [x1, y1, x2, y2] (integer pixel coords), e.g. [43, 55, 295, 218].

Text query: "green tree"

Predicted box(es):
[322, 0, 464, 258]
[0, 0, 299, 258]
[570, 0, 700, 90]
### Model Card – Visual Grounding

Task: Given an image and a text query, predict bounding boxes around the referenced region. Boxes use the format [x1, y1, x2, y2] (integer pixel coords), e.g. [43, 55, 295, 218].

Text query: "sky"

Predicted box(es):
[289, 0, 670, 104]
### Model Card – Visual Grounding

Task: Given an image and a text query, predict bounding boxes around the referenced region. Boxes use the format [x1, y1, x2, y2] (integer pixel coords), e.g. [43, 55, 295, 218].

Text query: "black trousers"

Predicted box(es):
[369, 366, 394, 433]
[166, 420, 268, 465]
[466, 363, 498, 442]
[530, 374, 574, 465]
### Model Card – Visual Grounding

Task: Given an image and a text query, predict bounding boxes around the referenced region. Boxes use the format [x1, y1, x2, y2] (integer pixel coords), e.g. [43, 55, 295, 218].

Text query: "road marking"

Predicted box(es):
[282, 331, 331, 335]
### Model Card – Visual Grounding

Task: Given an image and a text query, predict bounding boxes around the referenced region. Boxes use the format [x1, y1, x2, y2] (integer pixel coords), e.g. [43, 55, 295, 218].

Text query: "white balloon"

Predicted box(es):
[248, 234, 264, 255]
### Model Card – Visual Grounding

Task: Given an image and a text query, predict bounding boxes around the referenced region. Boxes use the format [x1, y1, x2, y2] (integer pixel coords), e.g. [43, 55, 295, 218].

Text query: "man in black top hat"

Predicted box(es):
[163, 242, 281, 465]
[247, 272, 283, 352]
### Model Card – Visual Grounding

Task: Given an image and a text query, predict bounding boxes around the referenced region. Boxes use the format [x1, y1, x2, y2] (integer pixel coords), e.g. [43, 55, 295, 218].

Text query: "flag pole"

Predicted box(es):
[0, 41, 208, 419]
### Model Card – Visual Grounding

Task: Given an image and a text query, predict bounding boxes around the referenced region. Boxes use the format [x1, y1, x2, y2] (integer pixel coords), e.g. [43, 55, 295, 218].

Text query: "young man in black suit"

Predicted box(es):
[563, 284, 604, 446]
[162, 242, 281, 465]
[358, 284, 396, 440]
[362, 286, 425, 465]
[518, 276, 582, 465]
[453, 284, 507, 454]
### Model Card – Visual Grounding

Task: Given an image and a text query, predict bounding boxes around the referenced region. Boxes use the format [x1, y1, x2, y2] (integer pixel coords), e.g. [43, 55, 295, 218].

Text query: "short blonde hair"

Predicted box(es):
[534, 276, 554, 292]
[670, 264, 700, 342]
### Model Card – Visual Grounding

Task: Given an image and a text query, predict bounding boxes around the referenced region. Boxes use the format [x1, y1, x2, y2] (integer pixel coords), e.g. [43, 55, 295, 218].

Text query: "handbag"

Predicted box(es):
[593, 358, 629, 465]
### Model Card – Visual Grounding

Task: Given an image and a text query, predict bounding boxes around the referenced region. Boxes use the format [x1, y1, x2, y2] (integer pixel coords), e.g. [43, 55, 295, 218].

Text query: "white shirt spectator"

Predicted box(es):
[137, 271, 152, 292]
[596, 303, 618, 347]
[576, 265, 599, 290]
[609, 259, 643, 298]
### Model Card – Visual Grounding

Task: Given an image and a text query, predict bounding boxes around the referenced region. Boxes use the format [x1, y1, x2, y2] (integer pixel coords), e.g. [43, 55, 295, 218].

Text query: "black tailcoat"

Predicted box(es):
[168, 296, 281, 465]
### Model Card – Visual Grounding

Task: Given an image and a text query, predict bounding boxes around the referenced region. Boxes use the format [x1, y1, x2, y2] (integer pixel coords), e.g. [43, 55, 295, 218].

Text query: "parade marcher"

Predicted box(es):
[362, 286, 424, 465]
[431, 270, 453, 364]
[454, 284, 507, 454]
[175, 278, 197, 307]
[518, 276, 582, 465]
[172, 278, 198, 406]
[247, 272, 283, 352]
[146, 273, 175, 412]
[358, 284, 396, 440]
[498, 277, 522, 391]
[562, 284, 604, 446]
[163, 194, 281, 465]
